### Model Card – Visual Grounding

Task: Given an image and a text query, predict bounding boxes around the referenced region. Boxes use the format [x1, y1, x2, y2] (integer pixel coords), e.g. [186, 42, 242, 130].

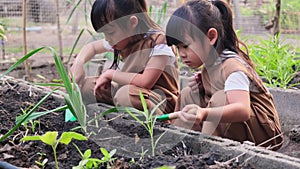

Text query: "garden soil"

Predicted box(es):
[0, 62, 300, 168]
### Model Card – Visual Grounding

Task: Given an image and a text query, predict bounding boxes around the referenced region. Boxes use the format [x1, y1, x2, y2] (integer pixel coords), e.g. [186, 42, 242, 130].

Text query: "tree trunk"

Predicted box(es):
[23, 0, 31, 78]
[272, 0, 281, 36]
[55, 0, 63, 59]
[232, 0, 241, 30]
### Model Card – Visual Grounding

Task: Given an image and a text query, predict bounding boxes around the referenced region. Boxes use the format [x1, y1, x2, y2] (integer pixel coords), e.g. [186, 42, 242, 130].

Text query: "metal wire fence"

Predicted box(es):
[0, 0, 299, 60]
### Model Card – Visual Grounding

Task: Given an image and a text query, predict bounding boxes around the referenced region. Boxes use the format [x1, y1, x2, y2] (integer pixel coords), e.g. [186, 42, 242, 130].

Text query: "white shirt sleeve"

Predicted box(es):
[151, 44, 176, 66]
[102, 39, 113, 51]
[224, 71, 250, 92]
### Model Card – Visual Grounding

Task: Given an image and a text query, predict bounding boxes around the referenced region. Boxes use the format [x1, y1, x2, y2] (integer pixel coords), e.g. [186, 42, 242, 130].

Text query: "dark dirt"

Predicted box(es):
[0, 77, 241, 169]
[0, 62, 300, 169]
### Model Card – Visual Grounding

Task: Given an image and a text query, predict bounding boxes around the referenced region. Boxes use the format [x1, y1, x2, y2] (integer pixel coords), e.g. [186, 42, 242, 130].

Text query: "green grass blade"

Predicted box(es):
[0, 47, 45, 79]
[150, 99, 166, 119]
[87, 106, 140, 124]
[34, 83, 65, 88]
[139, 91, 149, 119]
[51, 48, 73, 95]
[66, 0, 82, 24]
[126, 108, 146, 128]
[16, 105, 68, 124]
[68, 29, 85, 63]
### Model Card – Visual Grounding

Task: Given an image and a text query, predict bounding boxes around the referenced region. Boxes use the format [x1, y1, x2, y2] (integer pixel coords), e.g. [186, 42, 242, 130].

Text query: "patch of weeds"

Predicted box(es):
[248, 34, 300, 89]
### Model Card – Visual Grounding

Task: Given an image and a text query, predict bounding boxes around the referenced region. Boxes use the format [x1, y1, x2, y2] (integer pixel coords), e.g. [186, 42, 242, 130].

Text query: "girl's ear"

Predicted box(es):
[129, 16, 139, 29]
[207, 28, 218, 46]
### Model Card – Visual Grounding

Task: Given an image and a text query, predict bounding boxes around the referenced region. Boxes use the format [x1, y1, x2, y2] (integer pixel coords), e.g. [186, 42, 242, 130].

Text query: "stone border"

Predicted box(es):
[269, 88, 300, 132]
[2, 75, 300, 168]
[85, 103, 300, 169]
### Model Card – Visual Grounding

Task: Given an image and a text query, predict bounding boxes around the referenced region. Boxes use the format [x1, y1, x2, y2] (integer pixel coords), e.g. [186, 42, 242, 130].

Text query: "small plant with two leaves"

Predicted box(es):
[73, 144, 116, 169]
[247, 34, 300, 89]
[21, 131, 87, 169]
[126, 91, 166, 157]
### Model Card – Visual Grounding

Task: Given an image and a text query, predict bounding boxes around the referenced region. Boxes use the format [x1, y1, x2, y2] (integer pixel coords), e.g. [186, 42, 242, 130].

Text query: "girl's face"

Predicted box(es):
[176, 29, 218, 69]
[102, 16, 138, 51]
[176, 34, 206, 69]
[102, 23, 132, 50]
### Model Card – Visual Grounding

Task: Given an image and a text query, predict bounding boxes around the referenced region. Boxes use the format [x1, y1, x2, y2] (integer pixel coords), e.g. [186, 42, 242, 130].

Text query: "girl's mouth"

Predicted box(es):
[184, 61, 192, 66]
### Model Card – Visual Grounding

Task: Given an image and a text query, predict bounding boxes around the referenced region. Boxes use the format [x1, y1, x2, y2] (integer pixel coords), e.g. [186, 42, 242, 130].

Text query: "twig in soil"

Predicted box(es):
[240, 133, 285, 166]
[214, 132, 285, 167]
[181, 141, 188, 156]
[4, 80, 19, 94]
[94, 136, 123, 141]
[103, 113, 125, 122]
[12, 131, 25, 144]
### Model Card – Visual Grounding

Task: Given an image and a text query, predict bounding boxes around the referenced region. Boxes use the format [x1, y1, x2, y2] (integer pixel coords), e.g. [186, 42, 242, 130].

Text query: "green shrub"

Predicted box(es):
[248, 34, 300, 89]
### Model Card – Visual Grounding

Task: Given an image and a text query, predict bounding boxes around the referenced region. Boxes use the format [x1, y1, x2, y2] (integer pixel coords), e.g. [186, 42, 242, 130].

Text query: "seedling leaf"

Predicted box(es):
[40, 132, 58, 146]
[59, 132, 87, 145]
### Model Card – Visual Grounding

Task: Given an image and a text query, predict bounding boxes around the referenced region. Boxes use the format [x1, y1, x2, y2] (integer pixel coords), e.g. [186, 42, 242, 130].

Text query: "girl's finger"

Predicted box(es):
[188, 80, 197, 88]
[182, 104, 197, 112]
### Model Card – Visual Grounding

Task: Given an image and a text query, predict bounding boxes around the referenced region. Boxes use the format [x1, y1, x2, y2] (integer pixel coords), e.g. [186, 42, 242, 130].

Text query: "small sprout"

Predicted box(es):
[21, 131, 87, 169]
[35, 158, 48, 169]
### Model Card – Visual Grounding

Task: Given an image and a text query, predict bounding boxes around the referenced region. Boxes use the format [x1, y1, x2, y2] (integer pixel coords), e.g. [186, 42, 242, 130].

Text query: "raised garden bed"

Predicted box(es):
[1, 75, 300, 169]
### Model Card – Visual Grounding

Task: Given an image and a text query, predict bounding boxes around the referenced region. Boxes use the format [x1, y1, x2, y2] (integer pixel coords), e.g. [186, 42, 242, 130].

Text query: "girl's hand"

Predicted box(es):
[173, 104, 206, 131]
[94, 69, 115, 98]
[188, 75, 199, 93]
[70, 61, 86, 86]
[188, 73, 204, 94]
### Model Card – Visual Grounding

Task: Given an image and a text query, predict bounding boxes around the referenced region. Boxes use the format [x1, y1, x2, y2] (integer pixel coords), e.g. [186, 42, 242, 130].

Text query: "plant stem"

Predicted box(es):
[52, 146, 59, 169]
[151, 134, 155, 156]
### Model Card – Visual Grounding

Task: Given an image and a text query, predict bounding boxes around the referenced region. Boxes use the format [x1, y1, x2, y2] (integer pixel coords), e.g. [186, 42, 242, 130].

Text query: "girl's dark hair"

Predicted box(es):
[166, 0, 254, 68]
[91, 0, 160, 34]
[91, 0, 161, 69]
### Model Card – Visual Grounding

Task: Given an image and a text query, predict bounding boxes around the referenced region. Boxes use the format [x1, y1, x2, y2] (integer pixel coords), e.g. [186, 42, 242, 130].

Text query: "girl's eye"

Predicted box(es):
[183, 45, 189, 48]
[176, 44, 189, 49]
[108, 32, 114, 35]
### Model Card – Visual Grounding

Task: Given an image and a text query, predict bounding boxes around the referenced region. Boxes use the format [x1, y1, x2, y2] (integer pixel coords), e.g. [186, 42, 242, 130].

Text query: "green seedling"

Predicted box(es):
[73, 143, 117, 169]
[154, 166, 176, 169]
[73, 144, 101, 169]
[126, 91, 166, 156]
[21, 131, 87, 169]
[35, 152, 48, 168]
[35, 158, 48, 169]
[19, 107, 41, 133]
[100, 147, 117, 167]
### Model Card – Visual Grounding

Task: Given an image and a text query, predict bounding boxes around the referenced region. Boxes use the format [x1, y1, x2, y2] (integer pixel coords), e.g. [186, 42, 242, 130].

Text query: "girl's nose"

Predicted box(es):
[178, 50, 187, 58]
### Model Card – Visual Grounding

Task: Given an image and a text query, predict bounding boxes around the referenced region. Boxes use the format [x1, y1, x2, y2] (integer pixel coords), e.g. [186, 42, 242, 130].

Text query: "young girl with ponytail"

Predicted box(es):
[165, 0, 283, 150]
[71, 0, 179, 114]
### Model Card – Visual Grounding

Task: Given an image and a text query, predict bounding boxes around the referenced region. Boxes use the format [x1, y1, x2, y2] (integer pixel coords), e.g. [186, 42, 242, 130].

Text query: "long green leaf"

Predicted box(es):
[66, 0, 83, 24]
[16, 105, 68, 124]
[126, 108, 146, 129]
[0, 47, 46, 79]
[139, 91, 149, 120]
[68, 29, 85, 63]
[34, 83, 65, 88]
[87, 106, 140, 124]
[52, 50, 73, 95]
